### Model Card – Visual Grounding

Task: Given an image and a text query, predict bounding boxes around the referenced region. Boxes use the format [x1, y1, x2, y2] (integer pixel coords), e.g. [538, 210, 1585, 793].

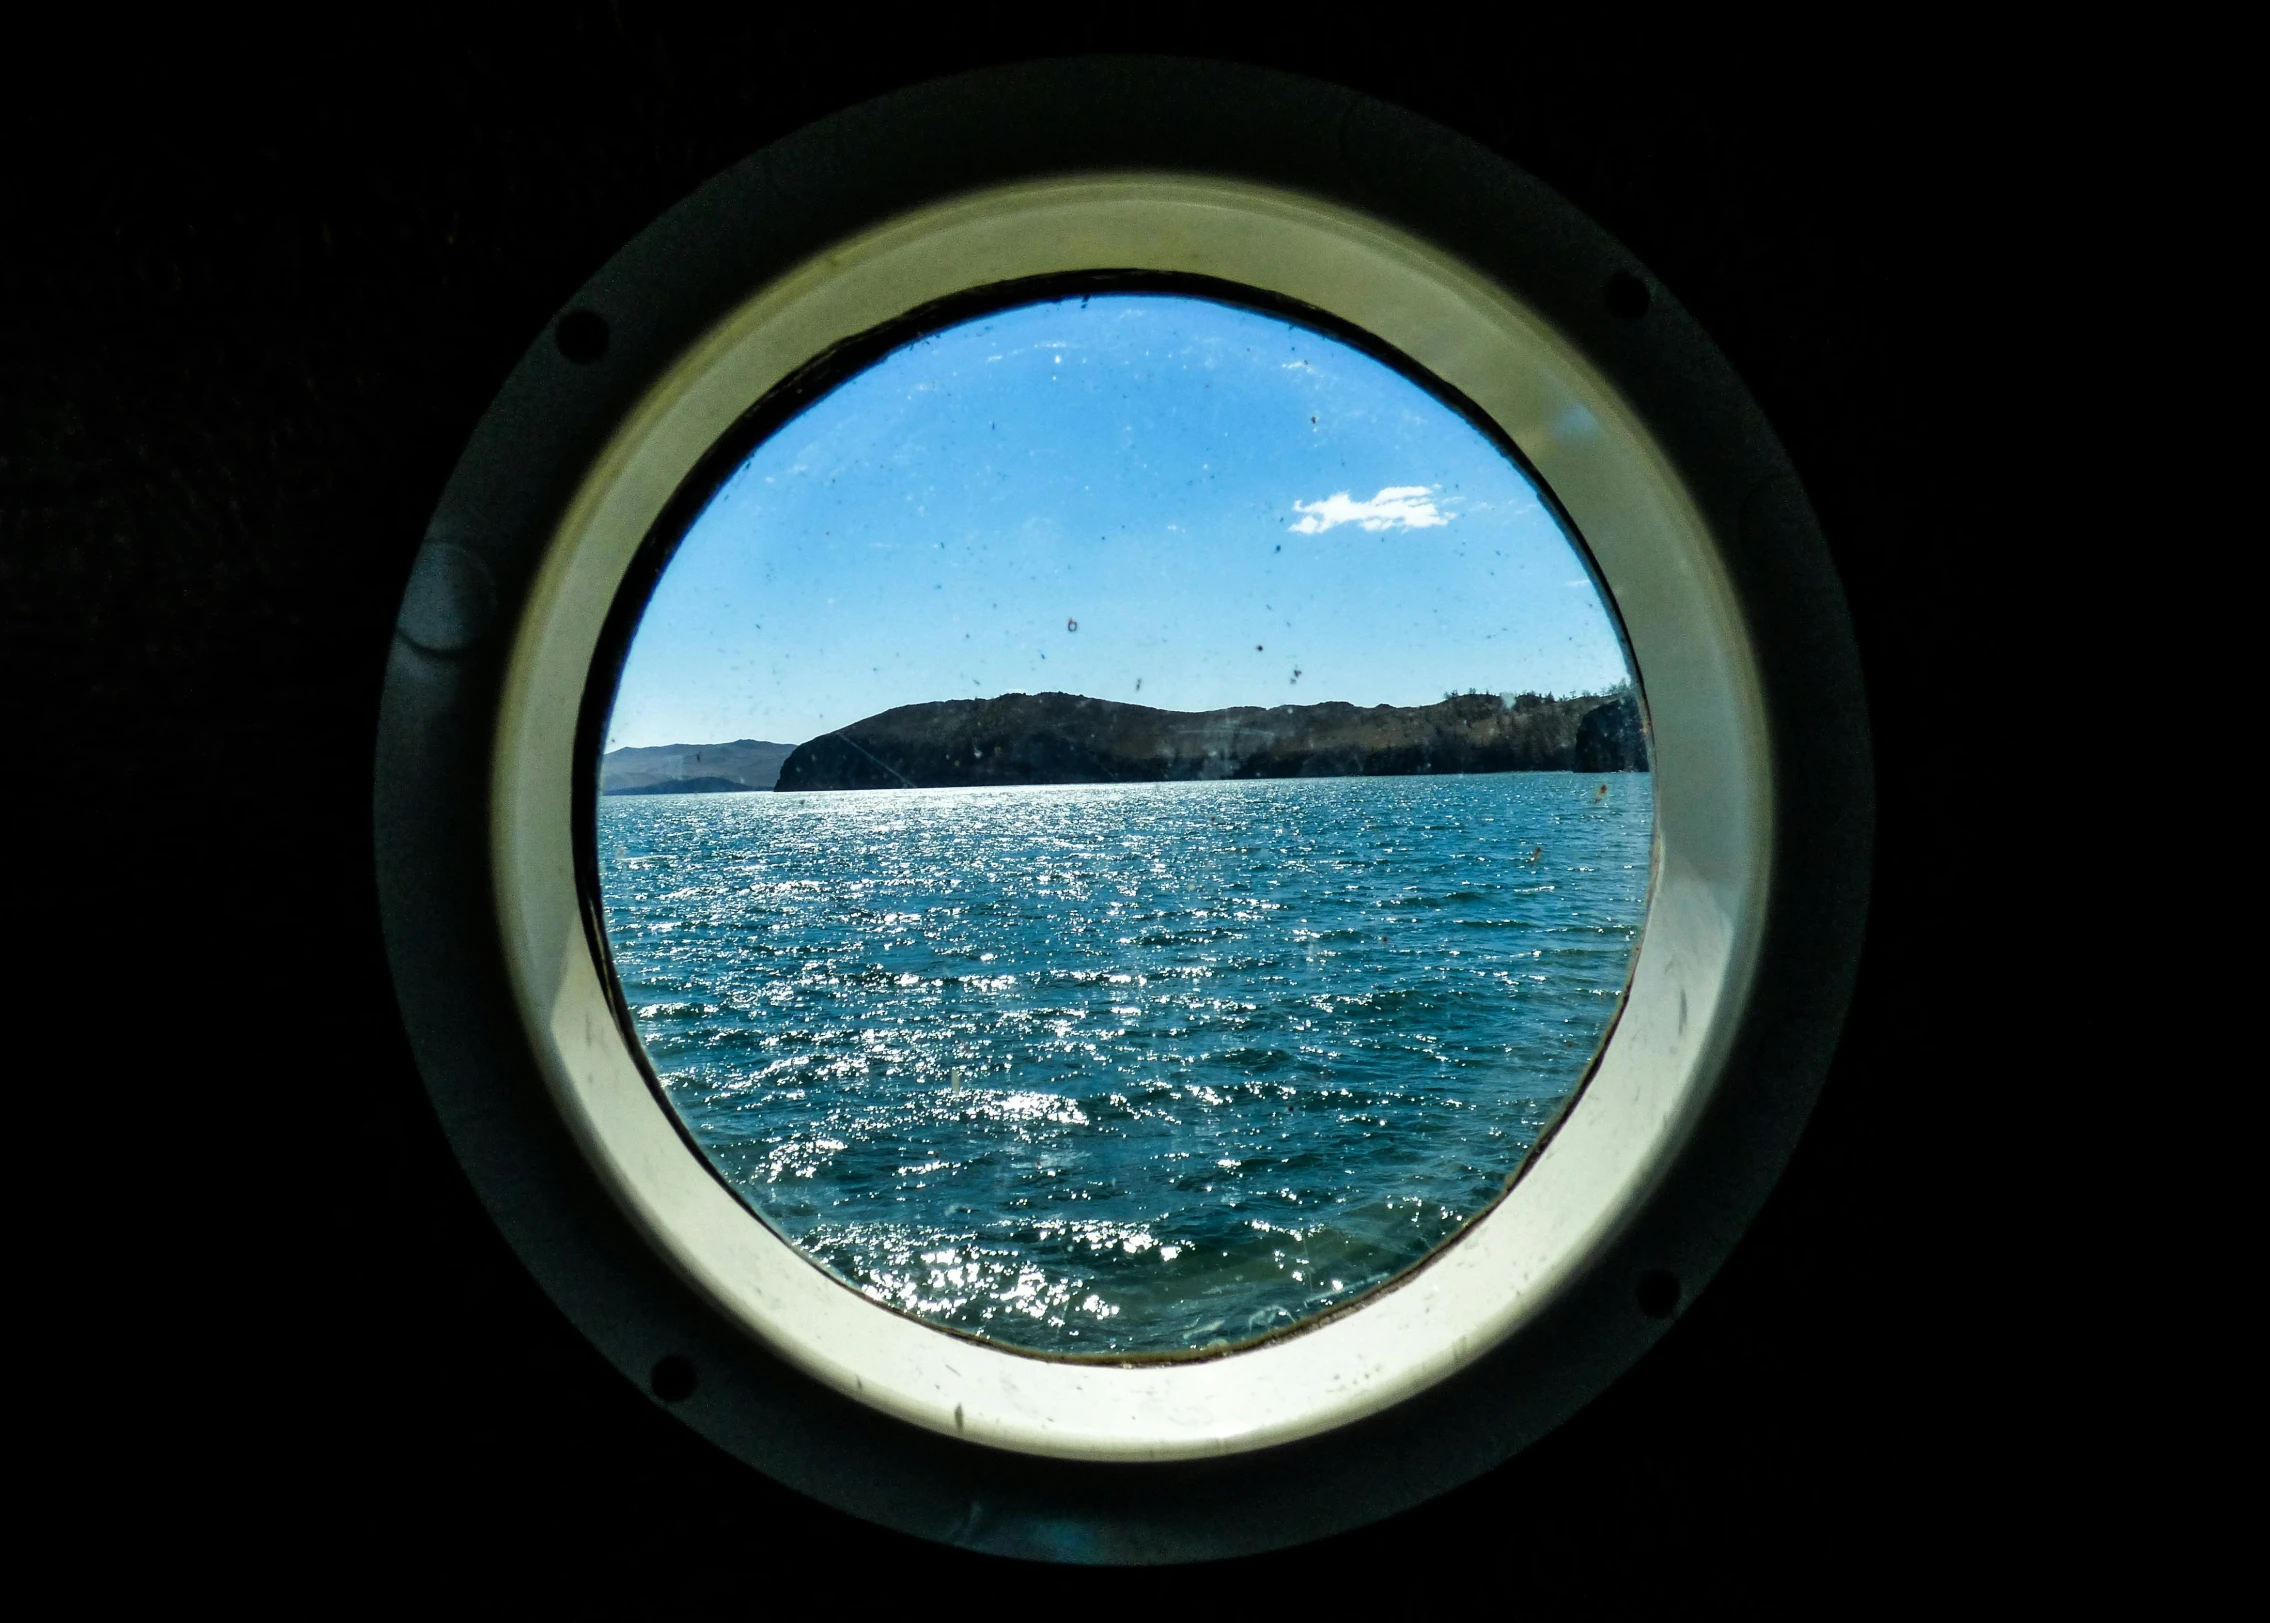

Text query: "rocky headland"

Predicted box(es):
[774, 690, 1647, 793]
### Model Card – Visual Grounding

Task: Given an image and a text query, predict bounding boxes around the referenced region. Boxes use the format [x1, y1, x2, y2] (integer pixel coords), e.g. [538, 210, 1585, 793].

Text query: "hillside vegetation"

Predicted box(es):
[775, 690, 1647, 793]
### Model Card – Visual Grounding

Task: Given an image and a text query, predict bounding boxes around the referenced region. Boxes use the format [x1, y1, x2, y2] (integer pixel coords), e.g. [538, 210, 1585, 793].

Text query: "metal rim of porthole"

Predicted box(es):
[375, 57, 1871, 1565]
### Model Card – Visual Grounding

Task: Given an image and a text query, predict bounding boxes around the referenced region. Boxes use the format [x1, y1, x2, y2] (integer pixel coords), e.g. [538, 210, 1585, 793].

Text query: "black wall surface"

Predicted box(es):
[8, 19, 2004, 1610]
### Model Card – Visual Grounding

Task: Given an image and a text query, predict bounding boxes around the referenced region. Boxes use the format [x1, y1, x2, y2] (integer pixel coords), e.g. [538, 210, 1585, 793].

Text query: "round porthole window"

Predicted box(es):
[378, 59, 1869, 1562]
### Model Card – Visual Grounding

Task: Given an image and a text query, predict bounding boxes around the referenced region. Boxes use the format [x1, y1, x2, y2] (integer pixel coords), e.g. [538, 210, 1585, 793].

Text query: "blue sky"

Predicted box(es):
[607, 295, 1632, 750]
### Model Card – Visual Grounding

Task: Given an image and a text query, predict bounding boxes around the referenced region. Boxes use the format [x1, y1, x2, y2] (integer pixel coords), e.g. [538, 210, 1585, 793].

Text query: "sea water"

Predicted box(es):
[597, 773, 1652, 1356]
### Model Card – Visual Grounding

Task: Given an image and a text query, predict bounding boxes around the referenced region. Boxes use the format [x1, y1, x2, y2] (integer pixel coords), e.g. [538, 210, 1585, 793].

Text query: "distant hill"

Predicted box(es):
[600, 739, 795, 795]
[775, 691, 1646, 793]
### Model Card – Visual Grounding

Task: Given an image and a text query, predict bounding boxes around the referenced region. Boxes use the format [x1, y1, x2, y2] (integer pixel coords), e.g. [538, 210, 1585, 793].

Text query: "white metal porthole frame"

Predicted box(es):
[377, 59, 1868, 1563]
[495, 174, 1763, 1460]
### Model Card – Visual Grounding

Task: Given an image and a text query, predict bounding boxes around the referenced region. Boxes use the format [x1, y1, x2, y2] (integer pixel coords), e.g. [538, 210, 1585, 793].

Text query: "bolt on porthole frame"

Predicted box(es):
[376, 59, 1870, 1564]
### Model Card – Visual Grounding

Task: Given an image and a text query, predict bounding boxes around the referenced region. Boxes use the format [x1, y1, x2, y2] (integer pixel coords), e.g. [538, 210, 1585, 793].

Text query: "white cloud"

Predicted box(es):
[1289, 485, 1452, 534]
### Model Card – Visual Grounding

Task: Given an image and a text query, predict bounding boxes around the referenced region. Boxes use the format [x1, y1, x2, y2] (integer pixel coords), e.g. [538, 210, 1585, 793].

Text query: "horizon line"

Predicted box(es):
[604, 685, 1633, 755]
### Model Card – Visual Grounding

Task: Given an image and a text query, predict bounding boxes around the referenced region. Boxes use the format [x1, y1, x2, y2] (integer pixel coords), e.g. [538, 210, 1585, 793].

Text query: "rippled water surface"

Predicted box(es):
[598, 773, 1651, 1354]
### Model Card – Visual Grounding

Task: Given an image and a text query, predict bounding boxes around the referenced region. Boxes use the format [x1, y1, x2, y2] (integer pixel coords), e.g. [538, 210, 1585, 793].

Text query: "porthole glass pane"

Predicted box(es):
[594, 292, 1652, 1357]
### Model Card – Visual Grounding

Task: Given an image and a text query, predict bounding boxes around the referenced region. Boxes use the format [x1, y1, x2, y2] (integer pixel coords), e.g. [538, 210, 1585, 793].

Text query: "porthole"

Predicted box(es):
[377, 59, 1869, 1562]
[596, 283, 1653, 1362]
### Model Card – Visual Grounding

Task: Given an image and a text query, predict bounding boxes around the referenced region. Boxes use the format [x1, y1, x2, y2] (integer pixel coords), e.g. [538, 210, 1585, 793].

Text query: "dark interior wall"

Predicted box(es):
[8, 18, 1994, 1608]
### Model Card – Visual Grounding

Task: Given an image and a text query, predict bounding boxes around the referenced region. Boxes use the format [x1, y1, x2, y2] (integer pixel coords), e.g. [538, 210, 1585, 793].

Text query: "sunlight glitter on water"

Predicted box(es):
[599, 772, 1650, 1355]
